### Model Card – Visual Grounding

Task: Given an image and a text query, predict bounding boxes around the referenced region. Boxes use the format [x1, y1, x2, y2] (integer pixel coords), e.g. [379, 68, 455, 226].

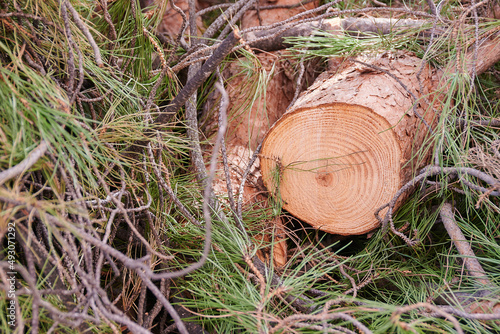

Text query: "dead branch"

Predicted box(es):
[376, 165, 500, 243]
[430, 306, 500, 320]
[270, 311, 373, 334]
[439, 203, 491, 286]
[392, 302, 464, 334]
[139, 29, 240, 144]
[0, 141, 47, 186]
[252, 256, 316, 314]
[2, 1, 500, 333]
[63, 0, 103, 67]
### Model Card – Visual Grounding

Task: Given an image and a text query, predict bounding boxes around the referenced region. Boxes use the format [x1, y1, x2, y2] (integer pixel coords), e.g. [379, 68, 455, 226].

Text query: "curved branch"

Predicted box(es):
[0, 141, 48, 186]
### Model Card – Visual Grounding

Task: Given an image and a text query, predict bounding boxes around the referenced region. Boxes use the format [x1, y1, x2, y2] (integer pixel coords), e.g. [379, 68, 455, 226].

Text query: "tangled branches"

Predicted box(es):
[1, 0, 500, 333]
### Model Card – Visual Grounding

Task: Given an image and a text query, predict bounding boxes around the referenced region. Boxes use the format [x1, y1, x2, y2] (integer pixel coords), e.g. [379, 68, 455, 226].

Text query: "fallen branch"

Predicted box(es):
[392, 302, 464, 334]
[157, 30, 240, 125]
[244, 17, 442, 52]
[63, 0, 103, 67]
[439, 202, 491, 286]
[251, 256, 316, 314]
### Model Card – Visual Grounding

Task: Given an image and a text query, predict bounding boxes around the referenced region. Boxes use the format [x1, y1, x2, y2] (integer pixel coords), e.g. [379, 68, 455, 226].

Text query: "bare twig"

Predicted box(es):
[430, 305, 500, 320]
[184, 0, 208, 189]
[258, 0, 317, 10]
[0, 141, 47, 185]
[196, 3, 233, 17]
[439, 203, 491, 286]
[214, 69, 239, 217]
[376, 165, 500, 236]
[271, 311, 373, 334]
[155, 30, 240, 126]
[237, 141, 263, 220]
[185, 61, 208, 187]
[252, 256, 316, 314]
[146, 144, 201, 227]
[287, 61, 306, 110]
[202, 0, 247, 40]
[64, 0, 103, 67]
[166, 0, 189, 65]
[218, 0, 258, 41]
[392, 302, 464, 334]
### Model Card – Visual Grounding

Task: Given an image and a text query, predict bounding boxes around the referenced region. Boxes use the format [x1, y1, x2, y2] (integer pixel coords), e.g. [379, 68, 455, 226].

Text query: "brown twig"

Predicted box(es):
[218, 0, 258, 41]
[0, 141, 48, 185]
[64, 0, 103, 67]
[375, 165, 500, 244]
[202, 0, 247, 40]
[270, 311, 373, 334]
[392, 302, 464, 334]
[155, 30, 240, 126]
[184, 0, 208, 190]
[439, 203, 491, 286]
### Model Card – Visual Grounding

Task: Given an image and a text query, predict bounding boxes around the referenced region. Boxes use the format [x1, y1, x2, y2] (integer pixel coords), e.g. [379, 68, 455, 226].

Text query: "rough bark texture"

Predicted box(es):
[260, 51, 442, 235]
[244, 17, 438, 53]
[156, 0, 202, 39]
[443, 30, 500, 78]
[242, 0, 319, 29]
[440, 203, 491, 286]
[214, 52, 301, 150]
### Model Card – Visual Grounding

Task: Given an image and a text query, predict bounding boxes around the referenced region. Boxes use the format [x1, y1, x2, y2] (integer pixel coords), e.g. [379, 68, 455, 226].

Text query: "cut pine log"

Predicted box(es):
[260, 52, 442, 235]
[203, 15, 500, 238]
[257, 21, 500, 235]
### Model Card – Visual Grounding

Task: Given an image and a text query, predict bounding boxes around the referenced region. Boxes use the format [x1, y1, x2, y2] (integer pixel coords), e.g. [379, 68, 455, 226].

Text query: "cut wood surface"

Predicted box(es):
[260, 52, 442, 235]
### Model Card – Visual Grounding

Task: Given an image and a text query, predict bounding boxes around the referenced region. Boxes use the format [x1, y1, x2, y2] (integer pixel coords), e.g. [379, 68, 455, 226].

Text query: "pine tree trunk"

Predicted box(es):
[260, 51, 442, 235]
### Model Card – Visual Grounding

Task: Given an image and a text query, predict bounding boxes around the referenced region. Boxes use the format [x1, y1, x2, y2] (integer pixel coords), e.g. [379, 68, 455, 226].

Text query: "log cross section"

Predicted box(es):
[260, 52, 442, 235]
